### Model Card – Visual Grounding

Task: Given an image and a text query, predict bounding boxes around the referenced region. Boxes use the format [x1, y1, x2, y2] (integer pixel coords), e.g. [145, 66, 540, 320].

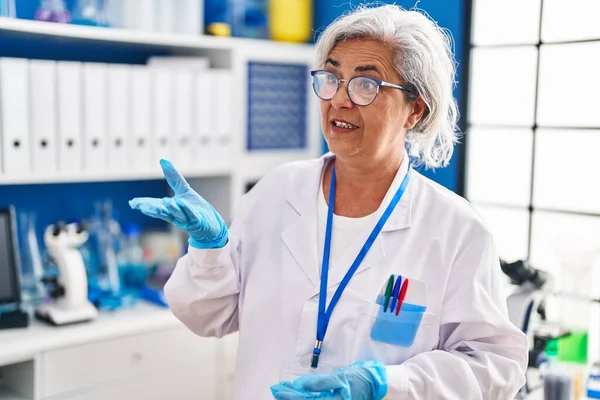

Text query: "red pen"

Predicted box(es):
[395, 278, 409, 315]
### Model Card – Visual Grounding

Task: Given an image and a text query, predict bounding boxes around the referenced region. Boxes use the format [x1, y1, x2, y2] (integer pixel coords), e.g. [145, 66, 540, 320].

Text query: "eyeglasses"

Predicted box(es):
[310, 70, 418, 106]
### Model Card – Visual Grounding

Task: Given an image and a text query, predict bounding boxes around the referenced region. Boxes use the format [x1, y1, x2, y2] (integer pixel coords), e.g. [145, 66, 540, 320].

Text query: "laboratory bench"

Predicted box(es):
[0, 302, 237, 400]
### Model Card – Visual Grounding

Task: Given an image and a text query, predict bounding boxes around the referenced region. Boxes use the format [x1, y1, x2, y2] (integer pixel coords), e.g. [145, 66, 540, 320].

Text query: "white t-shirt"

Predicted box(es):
[316, 155, 410, 271]
[316, 169, 377, 271]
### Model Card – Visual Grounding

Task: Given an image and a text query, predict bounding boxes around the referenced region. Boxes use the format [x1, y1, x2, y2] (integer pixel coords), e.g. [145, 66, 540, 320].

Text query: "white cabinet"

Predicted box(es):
[40, 327, 217, 399]
[58, 366, 209, 400]
[0, 304, 229, 400]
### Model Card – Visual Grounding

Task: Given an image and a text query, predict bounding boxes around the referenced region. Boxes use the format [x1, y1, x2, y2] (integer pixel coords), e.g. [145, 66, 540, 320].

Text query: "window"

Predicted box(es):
[467, 1, 600, 303]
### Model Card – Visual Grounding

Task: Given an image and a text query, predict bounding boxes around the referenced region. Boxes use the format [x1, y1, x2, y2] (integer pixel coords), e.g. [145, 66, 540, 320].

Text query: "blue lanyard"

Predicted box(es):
[311, 162, 412, 368]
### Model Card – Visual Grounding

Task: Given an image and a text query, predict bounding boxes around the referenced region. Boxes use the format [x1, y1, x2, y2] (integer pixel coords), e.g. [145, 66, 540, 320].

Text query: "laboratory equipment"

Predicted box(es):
[0, 206, 29, 330]
[84, 200, 124, 310]
[205, 0, 231, 36]
[71, 0, 109, 27]
[18, 212, 45, 304]
[588, 362, 600, 398]
[0, 0, 16, 17]
[35, 0, 70, 23]
[35, 221, 98, 326]
[543, 372, 573, 400]
[117, 223, 147, 301]
[503, 258, 552, 334]
[269, 0, 311, 42]
[231, 0, 268, 39]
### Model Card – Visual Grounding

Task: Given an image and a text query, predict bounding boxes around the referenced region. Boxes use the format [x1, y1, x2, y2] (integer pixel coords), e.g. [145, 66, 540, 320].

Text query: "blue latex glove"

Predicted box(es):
[270, 360, 388, 400]
[129, 159, 228, 249]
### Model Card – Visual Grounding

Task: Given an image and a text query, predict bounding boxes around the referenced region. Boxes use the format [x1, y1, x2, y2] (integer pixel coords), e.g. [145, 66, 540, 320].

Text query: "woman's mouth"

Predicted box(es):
[331, 120, 359, 134]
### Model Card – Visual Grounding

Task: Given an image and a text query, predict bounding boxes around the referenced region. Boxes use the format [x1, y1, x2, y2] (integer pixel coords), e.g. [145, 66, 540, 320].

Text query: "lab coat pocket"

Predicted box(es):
[371, 302, 427, 347]
[353, 302, 435, 364]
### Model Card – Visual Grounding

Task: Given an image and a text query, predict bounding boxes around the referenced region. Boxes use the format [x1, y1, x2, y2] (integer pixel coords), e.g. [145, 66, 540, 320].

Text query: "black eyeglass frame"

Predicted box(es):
[310, 69, 419, 106]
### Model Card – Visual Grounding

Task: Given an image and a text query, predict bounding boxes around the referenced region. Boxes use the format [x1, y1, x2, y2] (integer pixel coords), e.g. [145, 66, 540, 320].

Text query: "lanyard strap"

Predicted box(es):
[311, 163, 412, 368]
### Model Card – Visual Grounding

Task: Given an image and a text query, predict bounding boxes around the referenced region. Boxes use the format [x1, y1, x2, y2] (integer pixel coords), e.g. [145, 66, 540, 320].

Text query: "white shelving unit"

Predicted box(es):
[0, 16, 321, 218]
[0, 17, 319, 400]
[0, 17, 315, 52]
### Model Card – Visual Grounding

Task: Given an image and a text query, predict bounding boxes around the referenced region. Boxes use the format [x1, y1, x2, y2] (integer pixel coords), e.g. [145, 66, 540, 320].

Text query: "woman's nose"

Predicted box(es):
[330, 81, 354, 110]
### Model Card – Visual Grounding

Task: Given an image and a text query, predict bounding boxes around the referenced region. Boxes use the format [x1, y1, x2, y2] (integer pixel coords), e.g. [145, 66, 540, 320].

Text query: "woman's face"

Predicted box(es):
[319, 39, 423, 163]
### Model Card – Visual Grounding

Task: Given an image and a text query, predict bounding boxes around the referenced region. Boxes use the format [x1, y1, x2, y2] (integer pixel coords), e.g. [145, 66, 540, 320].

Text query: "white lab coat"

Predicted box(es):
[164, 152, 528, 400]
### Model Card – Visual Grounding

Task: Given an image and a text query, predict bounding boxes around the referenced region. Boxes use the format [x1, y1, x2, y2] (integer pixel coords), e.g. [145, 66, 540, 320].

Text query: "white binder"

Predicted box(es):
[213, 70, 232, 168]
[107, 64, 130, 171]
[82, 63, 108, 172]
[0, 58, 31, 176]
[29, 59, 58, 174]
[154, 0, 175, 33]
[194, 73, 215, 170]
[151, 68, 172, 164]
[130, 66, 152, 171]
[173, 69, 194, 169]
[56, 61, 83, 173]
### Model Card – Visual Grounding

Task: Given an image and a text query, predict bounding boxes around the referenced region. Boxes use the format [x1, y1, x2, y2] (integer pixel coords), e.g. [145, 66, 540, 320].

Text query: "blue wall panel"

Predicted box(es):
[313, 0, 466, 194]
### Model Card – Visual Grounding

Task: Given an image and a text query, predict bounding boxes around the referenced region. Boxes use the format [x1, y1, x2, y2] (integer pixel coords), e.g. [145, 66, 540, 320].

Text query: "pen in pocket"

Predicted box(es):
[383, 275, 395, 312]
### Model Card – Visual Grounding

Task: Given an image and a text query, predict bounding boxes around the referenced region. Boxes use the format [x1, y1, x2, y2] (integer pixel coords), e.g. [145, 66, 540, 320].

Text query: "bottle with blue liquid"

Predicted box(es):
[71, 0, 109, 27]
[118, 223, 148, 302]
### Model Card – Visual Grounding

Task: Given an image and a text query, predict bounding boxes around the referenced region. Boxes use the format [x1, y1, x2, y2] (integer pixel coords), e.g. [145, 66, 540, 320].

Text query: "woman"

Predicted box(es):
[130, 5, 527, 400]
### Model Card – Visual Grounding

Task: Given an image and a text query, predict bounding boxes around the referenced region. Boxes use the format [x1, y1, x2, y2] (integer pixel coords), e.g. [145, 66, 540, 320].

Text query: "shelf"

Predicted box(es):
[0, 165, 231, 185]
[0, 17, 314, 52]
[0, 388, 27, 400]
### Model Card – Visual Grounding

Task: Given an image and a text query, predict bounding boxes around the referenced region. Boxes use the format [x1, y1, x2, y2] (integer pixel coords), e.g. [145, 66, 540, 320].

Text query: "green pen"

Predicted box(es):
[383, 275, 395, 312]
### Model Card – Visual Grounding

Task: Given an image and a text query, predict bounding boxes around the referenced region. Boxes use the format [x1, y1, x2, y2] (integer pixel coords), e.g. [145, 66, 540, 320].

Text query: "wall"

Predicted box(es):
[313, 0, 467, 194]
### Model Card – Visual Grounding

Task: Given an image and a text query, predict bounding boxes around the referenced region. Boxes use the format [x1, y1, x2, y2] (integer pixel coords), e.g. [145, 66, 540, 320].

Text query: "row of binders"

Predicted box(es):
[0, 57, 232, 178]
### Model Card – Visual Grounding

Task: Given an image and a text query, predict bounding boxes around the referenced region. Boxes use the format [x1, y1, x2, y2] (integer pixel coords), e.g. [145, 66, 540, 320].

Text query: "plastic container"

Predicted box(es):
[35, 0, 70, 23]
[71, 0, 109, 27]
[268, 0, 311, 43]
[17, 212, 44, 305]
[231, 0, 268, 39]
[588, 362, 600, 398]
[118, 224, 148, 299]
[205, 0, 232, 36]
[0, 0, 16, 17]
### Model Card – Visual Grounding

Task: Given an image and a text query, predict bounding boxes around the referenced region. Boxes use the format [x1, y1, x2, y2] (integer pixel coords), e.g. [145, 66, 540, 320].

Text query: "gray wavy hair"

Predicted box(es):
[315, 4, 460, 169]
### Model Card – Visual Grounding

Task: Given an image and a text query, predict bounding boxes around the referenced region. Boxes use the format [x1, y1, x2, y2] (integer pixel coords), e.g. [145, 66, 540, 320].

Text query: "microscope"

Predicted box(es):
[502, 259, 571, 370]
[35, 221, 98, 326]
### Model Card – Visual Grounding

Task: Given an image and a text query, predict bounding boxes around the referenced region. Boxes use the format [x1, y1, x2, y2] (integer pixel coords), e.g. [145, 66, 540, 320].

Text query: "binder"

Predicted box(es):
[130, 66, 152, 171]
[121, 0, 155, 32]
[29, 59, 58, 174]
[154, 0, 175, 33]
[151, 68, 173, 164]
[194, 73, 215, 170]
[0, 58, 31, 176]
[56, 61, 83, 173]
[172, 0, 202, 35]
[82, 63, 108, 172]
[107, 64, 130, 171]
[173, 69, 194, 169]
[213, 70, 232, 167]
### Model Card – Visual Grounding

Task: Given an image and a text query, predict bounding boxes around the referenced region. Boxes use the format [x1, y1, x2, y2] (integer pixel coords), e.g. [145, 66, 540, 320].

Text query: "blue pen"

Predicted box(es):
[389, 275, 403, 313]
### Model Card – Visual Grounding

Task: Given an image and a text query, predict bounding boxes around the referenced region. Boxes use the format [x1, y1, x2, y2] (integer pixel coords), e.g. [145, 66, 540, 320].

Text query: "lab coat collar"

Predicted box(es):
[282, 151, 414, 291]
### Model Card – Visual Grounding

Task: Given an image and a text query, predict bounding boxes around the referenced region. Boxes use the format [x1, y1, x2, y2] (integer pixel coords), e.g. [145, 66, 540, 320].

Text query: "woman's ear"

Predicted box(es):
[404, 97, 428, 130]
